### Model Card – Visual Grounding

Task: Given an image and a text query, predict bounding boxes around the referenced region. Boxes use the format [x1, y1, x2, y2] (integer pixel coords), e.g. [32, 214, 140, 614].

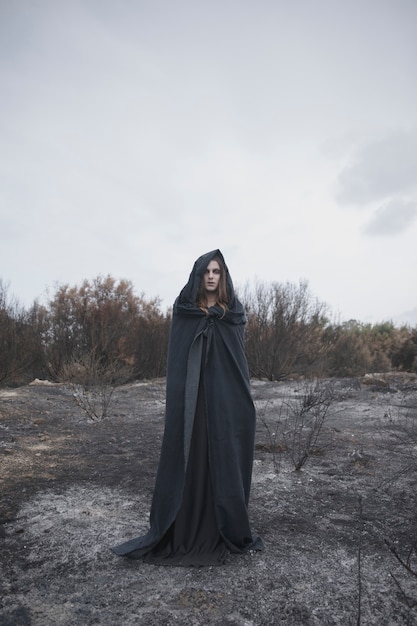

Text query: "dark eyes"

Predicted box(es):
[206, 269, 220, 274]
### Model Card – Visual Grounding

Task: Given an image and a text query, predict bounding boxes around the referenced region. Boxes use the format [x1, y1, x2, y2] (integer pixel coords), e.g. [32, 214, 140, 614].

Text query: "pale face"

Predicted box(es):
[203, 260, 221, 302]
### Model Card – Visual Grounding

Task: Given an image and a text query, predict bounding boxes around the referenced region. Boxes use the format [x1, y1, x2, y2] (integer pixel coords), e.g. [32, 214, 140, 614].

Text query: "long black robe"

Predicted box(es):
[112, 250, 263, 562]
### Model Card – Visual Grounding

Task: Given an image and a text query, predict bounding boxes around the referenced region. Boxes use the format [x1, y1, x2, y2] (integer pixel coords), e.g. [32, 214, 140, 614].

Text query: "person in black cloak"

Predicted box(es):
[112, 249, 263, 566]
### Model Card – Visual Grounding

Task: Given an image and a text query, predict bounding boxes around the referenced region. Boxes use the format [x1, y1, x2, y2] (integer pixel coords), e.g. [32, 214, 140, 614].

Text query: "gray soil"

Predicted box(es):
[1, 373, 417, 625]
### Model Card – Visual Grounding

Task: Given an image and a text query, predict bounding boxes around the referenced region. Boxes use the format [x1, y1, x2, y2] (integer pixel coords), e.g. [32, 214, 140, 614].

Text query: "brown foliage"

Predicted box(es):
[242, 279, 330, 380]
[42, 275, 169, 382]
[1, 274, 417, 386]
[0, 281, 47, 385]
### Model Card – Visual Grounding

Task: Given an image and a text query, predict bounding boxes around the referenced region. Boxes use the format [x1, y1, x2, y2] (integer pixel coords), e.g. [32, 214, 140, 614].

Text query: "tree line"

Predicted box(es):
[1, 275, 416, 387]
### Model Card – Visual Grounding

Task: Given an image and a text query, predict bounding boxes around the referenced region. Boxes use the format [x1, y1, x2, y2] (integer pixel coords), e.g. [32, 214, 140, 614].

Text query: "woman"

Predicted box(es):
[112, 249, 263, 566]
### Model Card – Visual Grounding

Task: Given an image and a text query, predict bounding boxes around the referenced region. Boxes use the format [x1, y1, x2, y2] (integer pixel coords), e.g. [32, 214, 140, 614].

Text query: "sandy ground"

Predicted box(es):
[1, 374, 417, 625]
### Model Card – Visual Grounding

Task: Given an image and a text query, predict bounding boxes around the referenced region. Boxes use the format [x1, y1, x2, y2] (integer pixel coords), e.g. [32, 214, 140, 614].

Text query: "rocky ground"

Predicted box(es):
[1, 373, 417, 625]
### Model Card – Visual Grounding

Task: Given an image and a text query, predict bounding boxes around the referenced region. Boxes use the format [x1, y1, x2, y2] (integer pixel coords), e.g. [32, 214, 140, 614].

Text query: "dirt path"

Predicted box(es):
[1, 375, 417, 625]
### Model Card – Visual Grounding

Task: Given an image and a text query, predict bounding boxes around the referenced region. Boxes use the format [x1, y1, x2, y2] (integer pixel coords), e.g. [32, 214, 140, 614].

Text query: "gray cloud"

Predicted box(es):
[364, 199, 417, 236]
[335, 129, 417, 206]
[1, 1, 417, 323]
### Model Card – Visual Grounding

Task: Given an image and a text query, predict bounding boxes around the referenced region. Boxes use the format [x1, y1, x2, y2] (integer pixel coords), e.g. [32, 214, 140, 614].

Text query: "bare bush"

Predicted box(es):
[385, 535, 417, 581]
[374, 391, 417, 616]
[0, 281, 47, 385]
[258, 380, 334, 472]
[242, 279, 330, 380]
[379, 391, 417, 487]
[283, 380, 334, 470]
[59, 352, 131, 420]
[256, 399, 287, 473]
[381, 529, 417, 620]
[0, 280, 21, 384]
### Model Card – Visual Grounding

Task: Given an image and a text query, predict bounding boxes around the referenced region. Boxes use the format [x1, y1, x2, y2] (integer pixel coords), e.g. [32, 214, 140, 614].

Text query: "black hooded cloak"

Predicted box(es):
[112, 250, 263, 563]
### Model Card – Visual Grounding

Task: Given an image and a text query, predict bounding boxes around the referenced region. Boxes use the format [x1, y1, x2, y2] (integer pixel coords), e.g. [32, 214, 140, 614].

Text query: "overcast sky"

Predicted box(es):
[1, 0, 417, 325]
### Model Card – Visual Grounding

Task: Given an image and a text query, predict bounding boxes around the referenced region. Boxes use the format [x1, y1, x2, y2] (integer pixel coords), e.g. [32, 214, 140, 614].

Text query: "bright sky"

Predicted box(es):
[1, 0, 417, 325]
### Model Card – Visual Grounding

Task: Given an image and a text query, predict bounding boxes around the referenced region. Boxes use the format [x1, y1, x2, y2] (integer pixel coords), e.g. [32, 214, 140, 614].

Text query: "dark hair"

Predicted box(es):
[196, 255, 229, 315]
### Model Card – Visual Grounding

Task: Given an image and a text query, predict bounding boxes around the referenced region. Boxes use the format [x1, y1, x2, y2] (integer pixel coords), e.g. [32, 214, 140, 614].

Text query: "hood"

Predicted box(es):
[177, 249, 234, 306]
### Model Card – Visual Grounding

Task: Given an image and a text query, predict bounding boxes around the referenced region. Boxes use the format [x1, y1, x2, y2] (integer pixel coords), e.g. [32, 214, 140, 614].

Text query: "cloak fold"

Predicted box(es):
[112, 249, 263, 559]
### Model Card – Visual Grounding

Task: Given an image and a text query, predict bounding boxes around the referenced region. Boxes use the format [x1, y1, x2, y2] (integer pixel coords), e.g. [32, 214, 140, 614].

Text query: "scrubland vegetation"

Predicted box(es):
[2, 276, 417, 623]
[1, 275, 416, 388]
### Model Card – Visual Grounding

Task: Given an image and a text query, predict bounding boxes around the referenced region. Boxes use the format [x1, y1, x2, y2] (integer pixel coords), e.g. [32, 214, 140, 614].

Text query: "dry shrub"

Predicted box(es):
[59, 353, 131, 420]
[258, 379, 334, 472]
